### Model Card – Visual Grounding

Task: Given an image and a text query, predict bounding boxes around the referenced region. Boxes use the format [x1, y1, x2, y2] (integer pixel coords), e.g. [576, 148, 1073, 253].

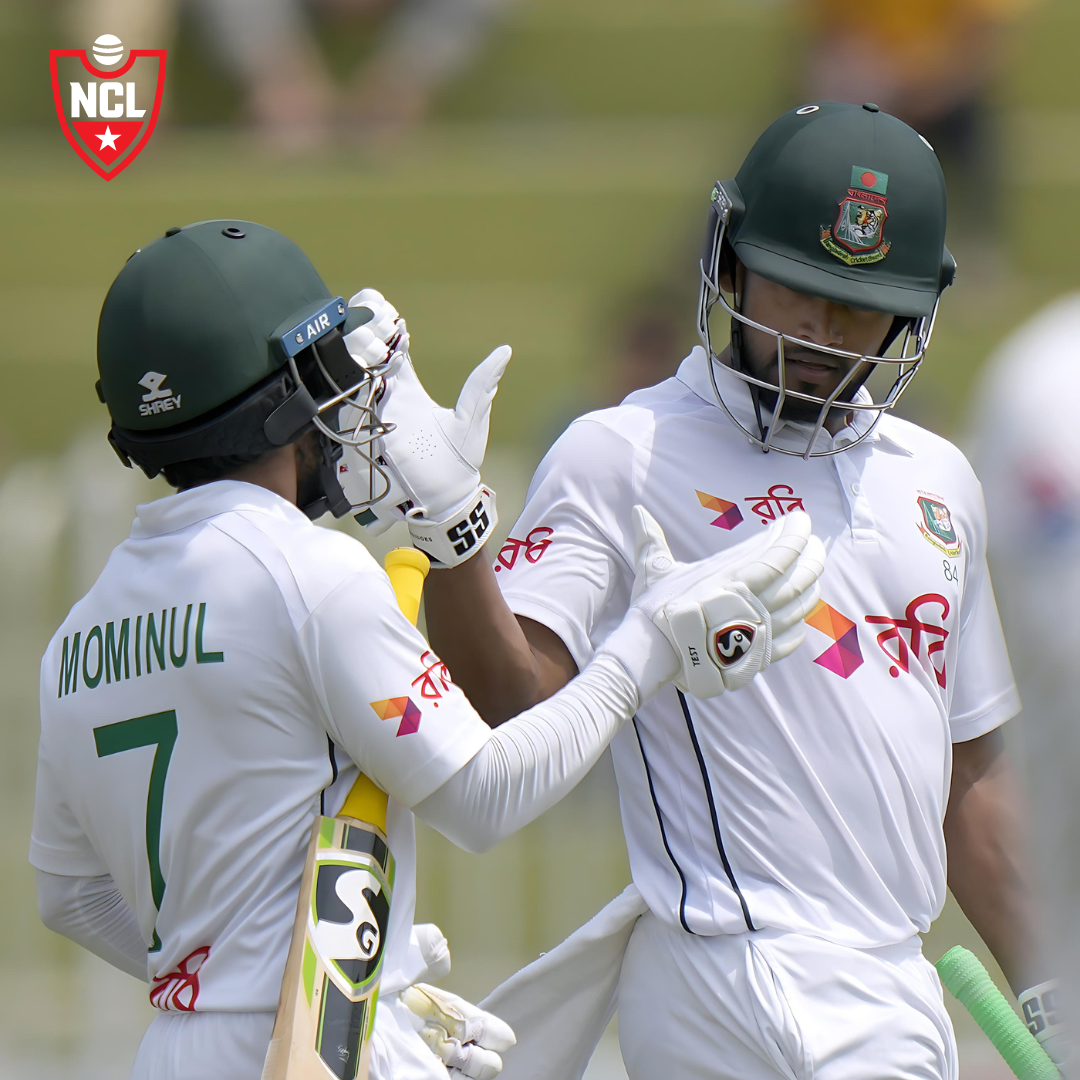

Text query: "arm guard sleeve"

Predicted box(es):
[36, 869, 148, 981]
[413, 652, 638, 853]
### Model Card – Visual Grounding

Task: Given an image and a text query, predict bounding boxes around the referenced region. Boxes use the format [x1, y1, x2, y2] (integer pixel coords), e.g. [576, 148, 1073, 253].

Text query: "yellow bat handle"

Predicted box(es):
[383, 546, 430, 626]
[336, 548, 431, 829]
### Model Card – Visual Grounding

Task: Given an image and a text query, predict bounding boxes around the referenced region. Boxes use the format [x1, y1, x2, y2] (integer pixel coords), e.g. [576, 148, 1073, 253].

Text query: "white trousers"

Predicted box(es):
[130, 1011, 274, 1080]
[129, 995, 443, 1080]
[618, 914, 959, 1080]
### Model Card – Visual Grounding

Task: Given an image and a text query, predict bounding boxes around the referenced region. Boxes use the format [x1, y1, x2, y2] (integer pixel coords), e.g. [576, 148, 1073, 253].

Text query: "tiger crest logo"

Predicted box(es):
[916, 494, 961, 558]
[821, 166, 892, 266]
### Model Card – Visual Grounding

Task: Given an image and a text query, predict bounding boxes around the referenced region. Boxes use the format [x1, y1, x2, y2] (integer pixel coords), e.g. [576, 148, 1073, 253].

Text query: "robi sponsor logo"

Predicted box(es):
[696, 490, 743, 531]
[805, 600, 864, 679]
[866, 593, 950, 688]
[49, 34, 166, 180]
[804, 594, 952, 686]
[370, 696, 422, 737]
[494, 526, 553, 571]
[150, 946, 210, 1012]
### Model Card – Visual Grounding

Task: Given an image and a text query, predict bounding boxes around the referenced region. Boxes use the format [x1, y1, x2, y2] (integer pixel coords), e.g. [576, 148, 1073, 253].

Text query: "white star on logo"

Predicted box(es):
[96, 126, 121, 151]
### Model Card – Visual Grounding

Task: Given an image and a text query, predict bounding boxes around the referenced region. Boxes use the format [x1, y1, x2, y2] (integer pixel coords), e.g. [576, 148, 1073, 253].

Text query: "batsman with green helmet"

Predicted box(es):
[30, 219, 826, 1079]
[340, 103, 1059, 1078]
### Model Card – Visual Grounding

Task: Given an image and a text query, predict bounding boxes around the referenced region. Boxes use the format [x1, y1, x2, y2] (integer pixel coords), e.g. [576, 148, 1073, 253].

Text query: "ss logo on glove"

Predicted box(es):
[446, 498, 492, 558]
[714, 624, 755, 666]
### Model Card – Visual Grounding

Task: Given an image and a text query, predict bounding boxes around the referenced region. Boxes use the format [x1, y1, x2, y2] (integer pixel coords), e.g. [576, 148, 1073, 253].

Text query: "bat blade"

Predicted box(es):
[263, 549, 428, 1080]
[263, 816, 395, 1080]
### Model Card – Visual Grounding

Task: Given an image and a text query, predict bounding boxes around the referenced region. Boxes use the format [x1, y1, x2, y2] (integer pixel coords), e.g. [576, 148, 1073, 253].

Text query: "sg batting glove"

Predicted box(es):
[401, 983, 517, 1080]
[336, 288, 510, 568]
[1019, 980, 1069, 1074]
[601, 506, 826, 701]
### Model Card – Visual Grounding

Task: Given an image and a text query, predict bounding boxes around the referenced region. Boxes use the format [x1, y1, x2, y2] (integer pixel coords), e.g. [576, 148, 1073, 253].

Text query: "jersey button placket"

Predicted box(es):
[831, 448, 877, 542]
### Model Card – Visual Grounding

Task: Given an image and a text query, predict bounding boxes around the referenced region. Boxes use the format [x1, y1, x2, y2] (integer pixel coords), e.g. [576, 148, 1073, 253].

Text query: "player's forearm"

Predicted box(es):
[424, 554, 574, 724]
[413, 652, 637, 852]
[36, 869, 148, 981]
[943, 731, 1036, 993]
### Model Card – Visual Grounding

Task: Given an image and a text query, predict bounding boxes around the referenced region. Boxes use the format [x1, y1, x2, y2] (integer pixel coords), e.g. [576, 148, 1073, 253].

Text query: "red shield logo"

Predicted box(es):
[49, 44, 166, 181]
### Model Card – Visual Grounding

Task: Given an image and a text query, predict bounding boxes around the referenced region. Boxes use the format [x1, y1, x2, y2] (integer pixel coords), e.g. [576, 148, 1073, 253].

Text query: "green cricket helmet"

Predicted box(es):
[697, 101, 957, 458]
[97, 220, 393, 518]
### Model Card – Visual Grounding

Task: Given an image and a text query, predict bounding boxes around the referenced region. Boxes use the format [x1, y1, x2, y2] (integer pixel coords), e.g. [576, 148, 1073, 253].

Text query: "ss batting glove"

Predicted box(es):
[601, 506, 826, 701]
[1019, 980, 1070, 1073]
[336, 288, 511, 568]
[401, 983, 517, 1080]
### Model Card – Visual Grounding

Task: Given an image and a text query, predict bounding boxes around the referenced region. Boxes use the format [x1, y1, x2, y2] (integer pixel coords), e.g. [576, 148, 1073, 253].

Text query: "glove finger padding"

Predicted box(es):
[731, 511, 813, 596]
[343, 289, 405, 369]
[748, 538, 826, 660]
[434, 1037, 504, 1080]
[771, 622, 808, 663]
[626, 507, 826, 700]
[417, 1026, 504, 1079]
[755, 534, 828, 613]
[402, 984, 517, 1051]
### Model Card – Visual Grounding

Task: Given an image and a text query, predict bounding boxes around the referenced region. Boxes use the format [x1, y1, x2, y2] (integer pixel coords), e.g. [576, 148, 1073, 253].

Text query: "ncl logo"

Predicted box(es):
[49, 35, 166, 180]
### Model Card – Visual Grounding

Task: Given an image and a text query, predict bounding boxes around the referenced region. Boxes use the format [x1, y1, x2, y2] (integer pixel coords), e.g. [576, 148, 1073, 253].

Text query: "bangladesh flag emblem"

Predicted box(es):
[820, 165, 891, 266]
[849, 166, 888, 195]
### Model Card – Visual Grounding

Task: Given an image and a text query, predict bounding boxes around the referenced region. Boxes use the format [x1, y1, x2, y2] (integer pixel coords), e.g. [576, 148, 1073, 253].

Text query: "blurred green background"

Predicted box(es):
[1, 0, 1077, 1074]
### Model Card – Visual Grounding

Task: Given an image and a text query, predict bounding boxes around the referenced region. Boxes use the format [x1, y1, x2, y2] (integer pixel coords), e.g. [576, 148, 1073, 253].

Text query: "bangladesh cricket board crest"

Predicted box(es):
[49, 35, 166, 180]
[916, 494, 961, 557]
[821, 165, 892, 266]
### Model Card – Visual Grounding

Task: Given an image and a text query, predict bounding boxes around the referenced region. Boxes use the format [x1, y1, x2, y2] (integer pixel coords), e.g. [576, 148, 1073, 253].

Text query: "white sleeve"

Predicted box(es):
[413, 652, 639, 853]
[30, 711, 107, 876]
[495, 418, 637, 668]
[948, 475, 1021, 742]
[299, 567, 492, 808]
[35, 869, 147, 981]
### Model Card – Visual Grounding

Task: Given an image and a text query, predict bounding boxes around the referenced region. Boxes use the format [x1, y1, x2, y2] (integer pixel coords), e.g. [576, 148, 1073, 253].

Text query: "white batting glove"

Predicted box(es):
[602, 506, 825, 701]
[336, 288, 510, 568]
[1019, 980, 1070, 1074]
[401, 983, 517, 1080]
[340, 287, 407, 369]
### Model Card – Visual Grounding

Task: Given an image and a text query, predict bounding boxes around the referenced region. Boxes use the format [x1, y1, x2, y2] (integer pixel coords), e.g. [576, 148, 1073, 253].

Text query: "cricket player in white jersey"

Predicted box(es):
[30, 220, 826, 1080]
[970, 296, 1080, 1069]
[349, 103, 1062, 1078]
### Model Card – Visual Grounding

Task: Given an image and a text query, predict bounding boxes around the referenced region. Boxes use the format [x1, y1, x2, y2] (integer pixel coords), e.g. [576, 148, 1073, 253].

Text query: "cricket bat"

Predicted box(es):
[262, 547, 431, 1080]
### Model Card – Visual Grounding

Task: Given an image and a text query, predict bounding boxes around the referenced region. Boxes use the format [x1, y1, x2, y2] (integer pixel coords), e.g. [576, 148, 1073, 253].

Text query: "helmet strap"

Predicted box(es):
[879, 315, 914, 355]
[298, 431, 351, 520]
[728, 267, 769, 446]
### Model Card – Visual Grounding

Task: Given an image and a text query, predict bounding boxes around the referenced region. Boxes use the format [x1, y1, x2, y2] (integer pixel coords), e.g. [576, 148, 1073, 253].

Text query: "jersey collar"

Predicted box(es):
[675, 347, 914, 457]
[131, 480, 311, 538]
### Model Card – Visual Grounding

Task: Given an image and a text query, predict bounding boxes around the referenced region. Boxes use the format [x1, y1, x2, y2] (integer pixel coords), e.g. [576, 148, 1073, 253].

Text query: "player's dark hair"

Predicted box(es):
[119, 352, 341, 490]
[160, 449, 269, 490]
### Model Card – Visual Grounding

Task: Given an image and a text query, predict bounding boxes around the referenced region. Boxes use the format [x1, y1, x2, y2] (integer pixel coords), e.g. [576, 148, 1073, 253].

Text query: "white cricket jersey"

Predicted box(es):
[31, 481, 490, 1013]
[970, 295, 1080, 988]
[972, 294, 1080, 592]
[497, 347, 1019, 949]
